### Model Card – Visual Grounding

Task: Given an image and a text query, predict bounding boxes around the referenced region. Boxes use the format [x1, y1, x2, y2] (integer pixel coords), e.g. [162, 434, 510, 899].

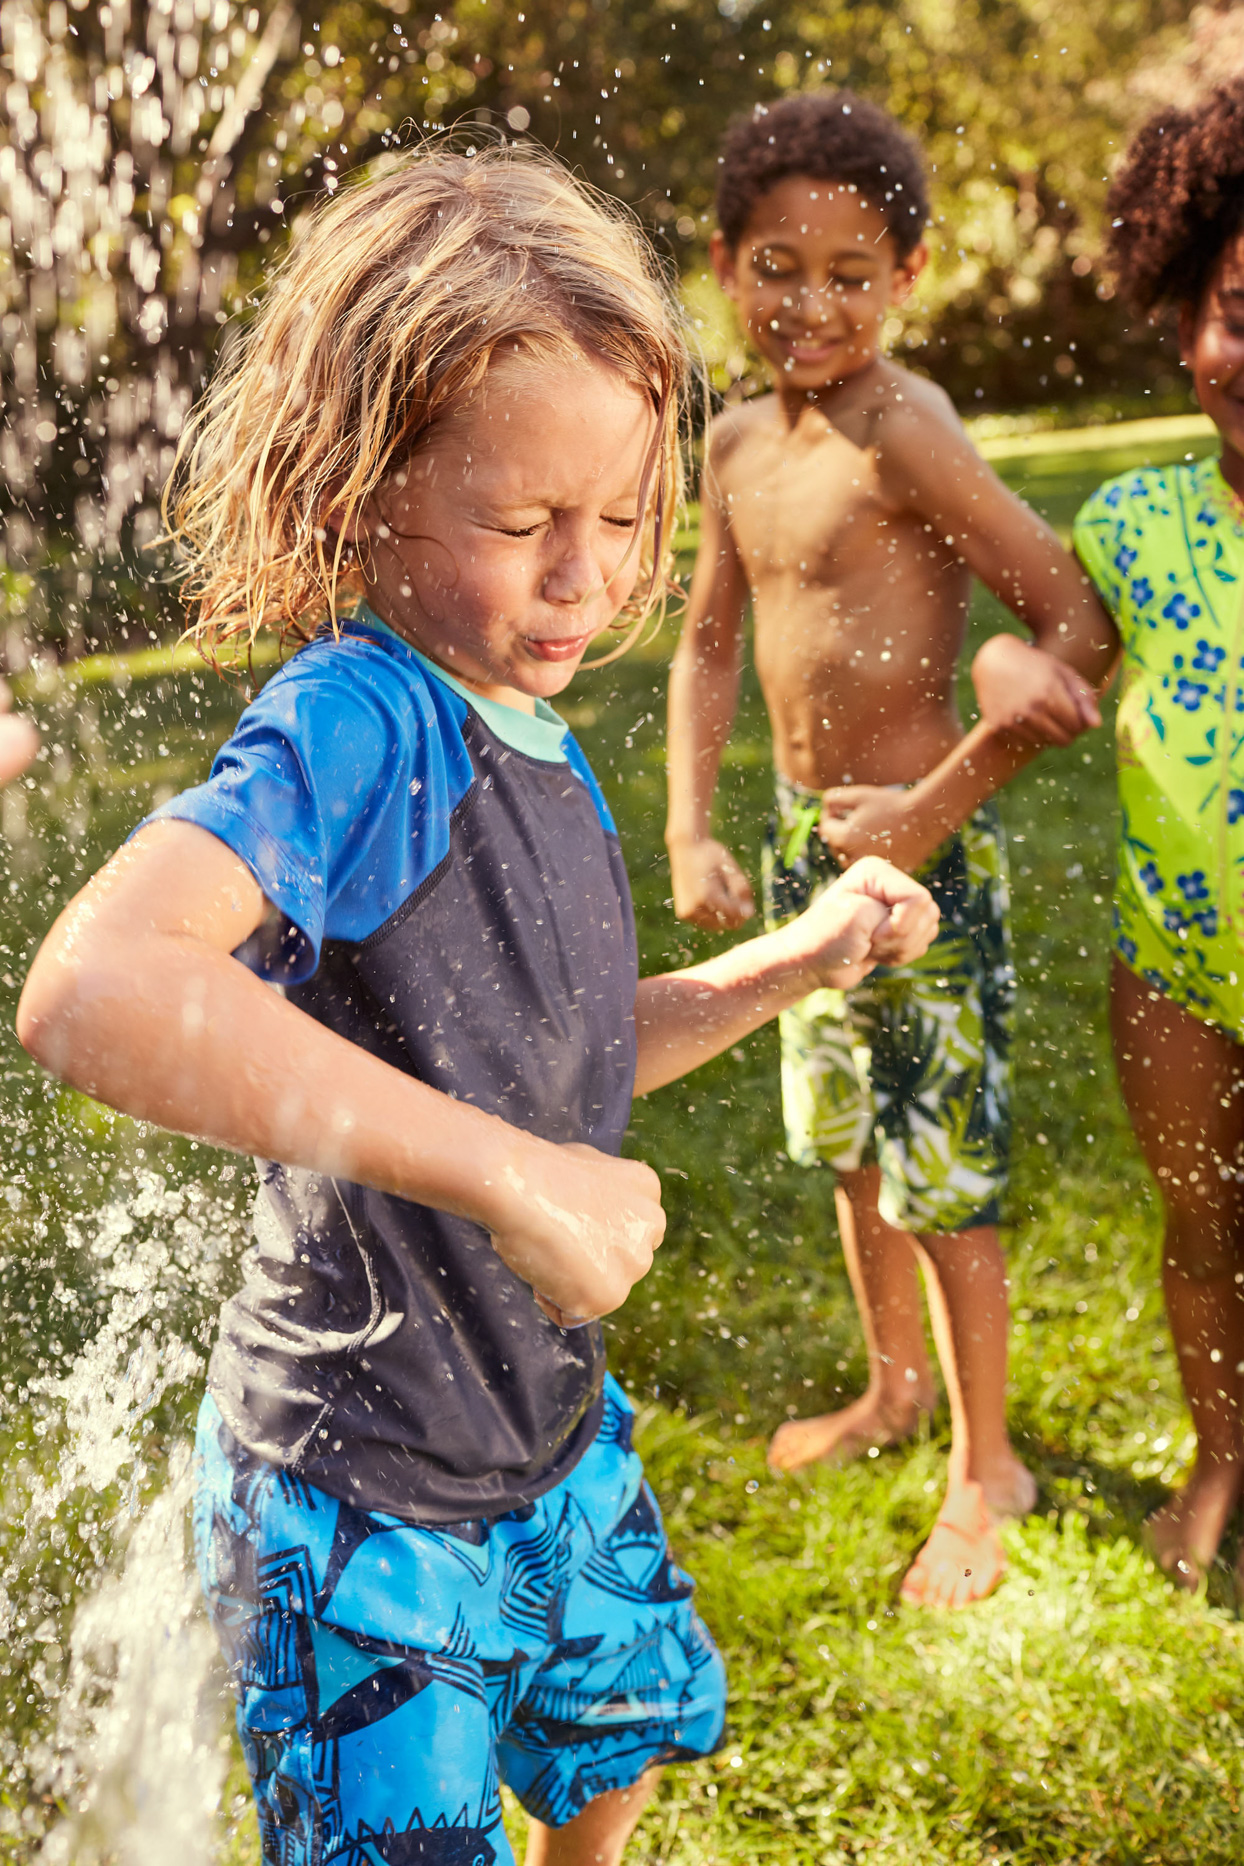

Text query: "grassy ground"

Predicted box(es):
[5, 418, 1244, 1862]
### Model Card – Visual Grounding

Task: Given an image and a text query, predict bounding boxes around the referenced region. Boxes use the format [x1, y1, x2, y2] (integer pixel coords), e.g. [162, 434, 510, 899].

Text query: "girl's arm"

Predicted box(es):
[634, 857, 939, 1095]
[665, 426, 755, 929]
[17, 820, 665, 1325]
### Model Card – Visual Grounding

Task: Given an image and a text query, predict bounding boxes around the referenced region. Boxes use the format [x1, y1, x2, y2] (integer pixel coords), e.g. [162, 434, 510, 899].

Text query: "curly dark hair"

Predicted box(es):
[1106, 78, 1244, 313]
[714, 90, 929, 257]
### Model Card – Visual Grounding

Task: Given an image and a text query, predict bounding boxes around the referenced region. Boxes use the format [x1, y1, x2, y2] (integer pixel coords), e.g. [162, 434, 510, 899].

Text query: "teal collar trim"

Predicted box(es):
[352, 604, 569, 763]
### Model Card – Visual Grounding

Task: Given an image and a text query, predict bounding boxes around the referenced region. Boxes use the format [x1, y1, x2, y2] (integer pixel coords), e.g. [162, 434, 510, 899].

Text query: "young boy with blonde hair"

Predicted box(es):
[667, 91, 1115, 1606]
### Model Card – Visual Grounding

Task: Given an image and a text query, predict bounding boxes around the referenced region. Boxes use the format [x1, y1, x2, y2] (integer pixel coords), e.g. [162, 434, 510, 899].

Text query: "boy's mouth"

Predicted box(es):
[524, 633, 592, 663]
[772, 331, 851, 367]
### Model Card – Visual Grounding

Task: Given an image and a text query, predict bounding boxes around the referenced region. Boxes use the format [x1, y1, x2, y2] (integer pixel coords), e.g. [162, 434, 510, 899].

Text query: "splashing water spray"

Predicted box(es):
[0, 6, 375, 1849]
[0, 1135, 250, 1855]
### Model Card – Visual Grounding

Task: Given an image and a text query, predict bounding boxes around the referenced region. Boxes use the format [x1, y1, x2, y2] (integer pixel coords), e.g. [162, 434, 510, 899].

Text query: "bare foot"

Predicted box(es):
[767, 1387, 933, 1474]
[1145, 1462, 1242, 1589]
[977, 1456, 1037, 1523]
[899, 1479, 1006, 1610]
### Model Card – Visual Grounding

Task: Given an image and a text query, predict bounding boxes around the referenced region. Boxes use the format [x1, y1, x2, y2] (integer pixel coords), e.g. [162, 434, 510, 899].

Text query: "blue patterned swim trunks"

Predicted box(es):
[193, 1376, 726, 1865]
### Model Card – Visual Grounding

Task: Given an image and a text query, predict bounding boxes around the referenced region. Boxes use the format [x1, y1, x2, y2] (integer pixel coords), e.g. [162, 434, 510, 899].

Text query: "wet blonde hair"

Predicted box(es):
[166, 140, 691, 666]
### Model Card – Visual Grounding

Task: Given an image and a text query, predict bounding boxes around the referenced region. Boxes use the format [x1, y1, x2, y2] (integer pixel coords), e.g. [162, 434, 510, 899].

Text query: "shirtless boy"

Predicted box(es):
[666, 91, 1116, 1606]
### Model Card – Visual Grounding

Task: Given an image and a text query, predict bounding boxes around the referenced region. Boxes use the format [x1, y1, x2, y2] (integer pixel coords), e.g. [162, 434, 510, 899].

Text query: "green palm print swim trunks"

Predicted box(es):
[762, 776, 1014, 1234]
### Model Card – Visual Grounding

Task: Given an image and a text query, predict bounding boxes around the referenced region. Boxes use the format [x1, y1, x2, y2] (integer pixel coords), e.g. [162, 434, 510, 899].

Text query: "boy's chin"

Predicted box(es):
[511, 654, 585, 698]
[761, 345, 879, 392]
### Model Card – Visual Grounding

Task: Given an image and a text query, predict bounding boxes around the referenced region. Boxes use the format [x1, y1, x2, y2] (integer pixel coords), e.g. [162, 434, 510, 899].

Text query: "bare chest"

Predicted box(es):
[720, 424, 897, 584]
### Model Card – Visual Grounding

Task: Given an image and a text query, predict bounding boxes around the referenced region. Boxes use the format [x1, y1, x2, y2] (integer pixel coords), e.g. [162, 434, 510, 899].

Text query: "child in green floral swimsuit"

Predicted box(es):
[1071, 79, 1244, 1589]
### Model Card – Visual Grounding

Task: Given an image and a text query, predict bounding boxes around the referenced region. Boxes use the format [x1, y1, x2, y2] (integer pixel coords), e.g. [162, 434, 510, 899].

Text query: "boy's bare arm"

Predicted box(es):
[16, 820, 665, 1326]
[634, 857, 938, 1094]
[879, 392, 1117, 686]
[821, 395, 1120, 869]
[665, 430, 755, 928]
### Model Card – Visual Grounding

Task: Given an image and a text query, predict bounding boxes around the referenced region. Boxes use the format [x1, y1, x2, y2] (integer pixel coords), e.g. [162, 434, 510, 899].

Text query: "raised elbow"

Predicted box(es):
[16, 943, 81, 1074]
[15, 920, 119, 1088]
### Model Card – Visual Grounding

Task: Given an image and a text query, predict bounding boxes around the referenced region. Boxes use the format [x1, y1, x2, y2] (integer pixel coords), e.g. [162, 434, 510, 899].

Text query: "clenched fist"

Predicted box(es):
[488, 1138, 666, 1325]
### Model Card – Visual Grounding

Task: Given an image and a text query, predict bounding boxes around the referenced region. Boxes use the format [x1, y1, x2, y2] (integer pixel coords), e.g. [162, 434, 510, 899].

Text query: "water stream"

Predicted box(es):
[0, 667, 250, 1861]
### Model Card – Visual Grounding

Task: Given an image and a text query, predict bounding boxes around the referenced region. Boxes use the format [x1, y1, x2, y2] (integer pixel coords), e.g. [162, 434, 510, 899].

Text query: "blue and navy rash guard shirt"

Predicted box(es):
[149, 611, 638, 1523]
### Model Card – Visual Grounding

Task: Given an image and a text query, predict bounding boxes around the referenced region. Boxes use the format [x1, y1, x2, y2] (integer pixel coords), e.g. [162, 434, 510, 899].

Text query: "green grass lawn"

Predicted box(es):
[4, 419, 1244, 1863]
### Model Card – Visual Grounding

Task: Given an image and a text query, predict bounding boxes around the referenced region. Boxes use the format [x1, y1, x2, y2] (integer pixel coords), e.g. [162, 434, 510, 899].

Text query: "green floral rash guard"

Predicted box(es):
[1073, 456, 1244, 1037]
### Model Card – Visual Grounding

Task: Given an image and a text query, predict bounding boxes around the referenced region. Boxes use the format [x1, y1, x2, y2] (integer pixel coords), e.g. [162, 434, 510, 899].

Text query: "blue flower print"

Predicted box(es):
[1173, 677, 1208, 711]
[1163, 905, 1188, 934]
[1138, 860, 1163, 895]
[1130, 577, 1155, 608]
[1192, 639, 1226, 673]
[1118, 935, 1138, 964]
[1177, 870, 1209, 901]
[1229, 789, 1244, 824]
[1196, 506, 1219, 528]
[1114, 544, 1138, 574]
[1191, 908, 1219, 938]
[1104, 485, 1124, 508]
[1162, 592, 1202, 629]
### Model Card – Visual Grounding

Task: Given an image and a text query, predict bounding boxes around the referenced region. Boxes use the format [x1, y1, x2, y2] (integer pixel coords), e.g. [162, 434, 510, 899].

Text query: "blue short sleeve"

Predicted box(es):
[143, 636, 475, 982]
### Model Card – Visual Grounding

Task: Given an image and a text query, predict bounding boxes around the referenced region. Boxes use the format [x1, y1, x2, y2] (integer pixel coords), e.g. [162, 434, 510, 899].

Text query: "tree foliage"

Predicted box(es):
[0, 0, 1207, 653]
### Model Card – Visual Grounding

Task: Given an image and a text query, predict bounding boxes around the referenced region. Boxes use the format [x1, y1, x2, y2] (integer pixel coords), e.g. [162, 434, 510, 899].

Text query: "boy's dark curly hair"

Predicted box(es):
[715, 90, 929, 257]
[1106, 78, 1244, 313]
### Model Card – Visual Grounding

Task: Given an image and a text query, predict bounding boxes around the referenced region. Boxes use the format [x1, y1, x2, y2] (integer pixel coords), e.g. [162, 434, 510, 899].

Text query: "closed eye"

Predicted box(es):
[494, 523, 541, 538]
[604, 516, 638, 530]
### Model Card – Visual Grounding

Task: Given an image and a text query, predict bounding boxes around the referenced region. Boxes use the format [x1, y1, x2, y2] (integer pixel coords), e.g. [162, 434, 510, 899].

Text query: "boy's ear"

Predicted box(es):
[890, 240, 928, 305]
[319, 482, 382, 548]
[709, 228, 738, 297]
[324, 504, 365, 547]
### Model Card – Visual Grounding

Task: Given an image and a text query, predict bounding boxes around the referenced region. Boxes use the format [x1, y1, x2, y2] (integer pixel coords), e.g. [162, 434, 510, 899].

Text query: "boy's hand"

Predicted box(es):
[972, 633, 1101, 747]
[0, 679, 38, 789]
[488, 1138, 666, 1326]
[668, 836, 755, 929]
[785, 856, 939, 990]
[819, 787, 942, 874]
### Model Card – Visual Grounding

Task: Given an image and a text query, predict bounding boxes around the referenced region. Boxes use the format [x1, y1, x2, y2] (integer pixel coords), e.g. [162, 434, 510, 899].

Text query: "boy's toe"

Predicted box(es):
[900, 1483, 1006, 1610]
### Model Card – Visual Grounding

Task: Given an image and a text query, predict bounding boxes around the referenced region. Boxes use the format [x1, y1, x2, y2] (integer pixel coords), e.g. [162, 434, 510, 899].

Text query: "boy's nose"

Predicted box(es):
[542, 543, 603, 606]
[799, 283, 834, 324]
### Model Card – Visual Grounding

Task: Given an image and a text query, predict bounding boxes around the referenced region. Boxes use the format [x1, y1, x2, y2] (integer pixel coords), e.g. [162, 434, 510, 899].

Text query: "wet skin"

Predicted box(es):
[686, 177, 1107, 797]
[666, 176, 1112, 1608]
[701, 179, 960, 790]
[1179, 233, 1244, 503]
[1121, 234, 1244, 1589]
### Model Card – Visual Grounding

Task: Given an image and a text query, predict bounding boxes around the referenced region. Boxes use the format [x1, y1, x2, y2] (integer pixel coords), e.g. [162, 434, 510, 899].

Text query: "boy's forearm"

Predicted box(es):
[633, 923, 820, 1096]
[904, 719, 1036, 847]
[665, 636, 740, 848]
[19, 930, 527, 1233]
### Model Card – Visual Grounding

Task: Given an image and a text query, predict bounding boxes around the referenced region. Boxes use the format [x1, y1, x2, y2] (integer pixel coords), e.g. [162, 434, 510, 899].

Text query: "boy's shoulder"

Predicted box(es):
[704, 393, 779, 472]
[265, 623, 443, 698]
[255, 623, 465, 733]
[862, 360, 966, 458]
[230, 626, 472, 798]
